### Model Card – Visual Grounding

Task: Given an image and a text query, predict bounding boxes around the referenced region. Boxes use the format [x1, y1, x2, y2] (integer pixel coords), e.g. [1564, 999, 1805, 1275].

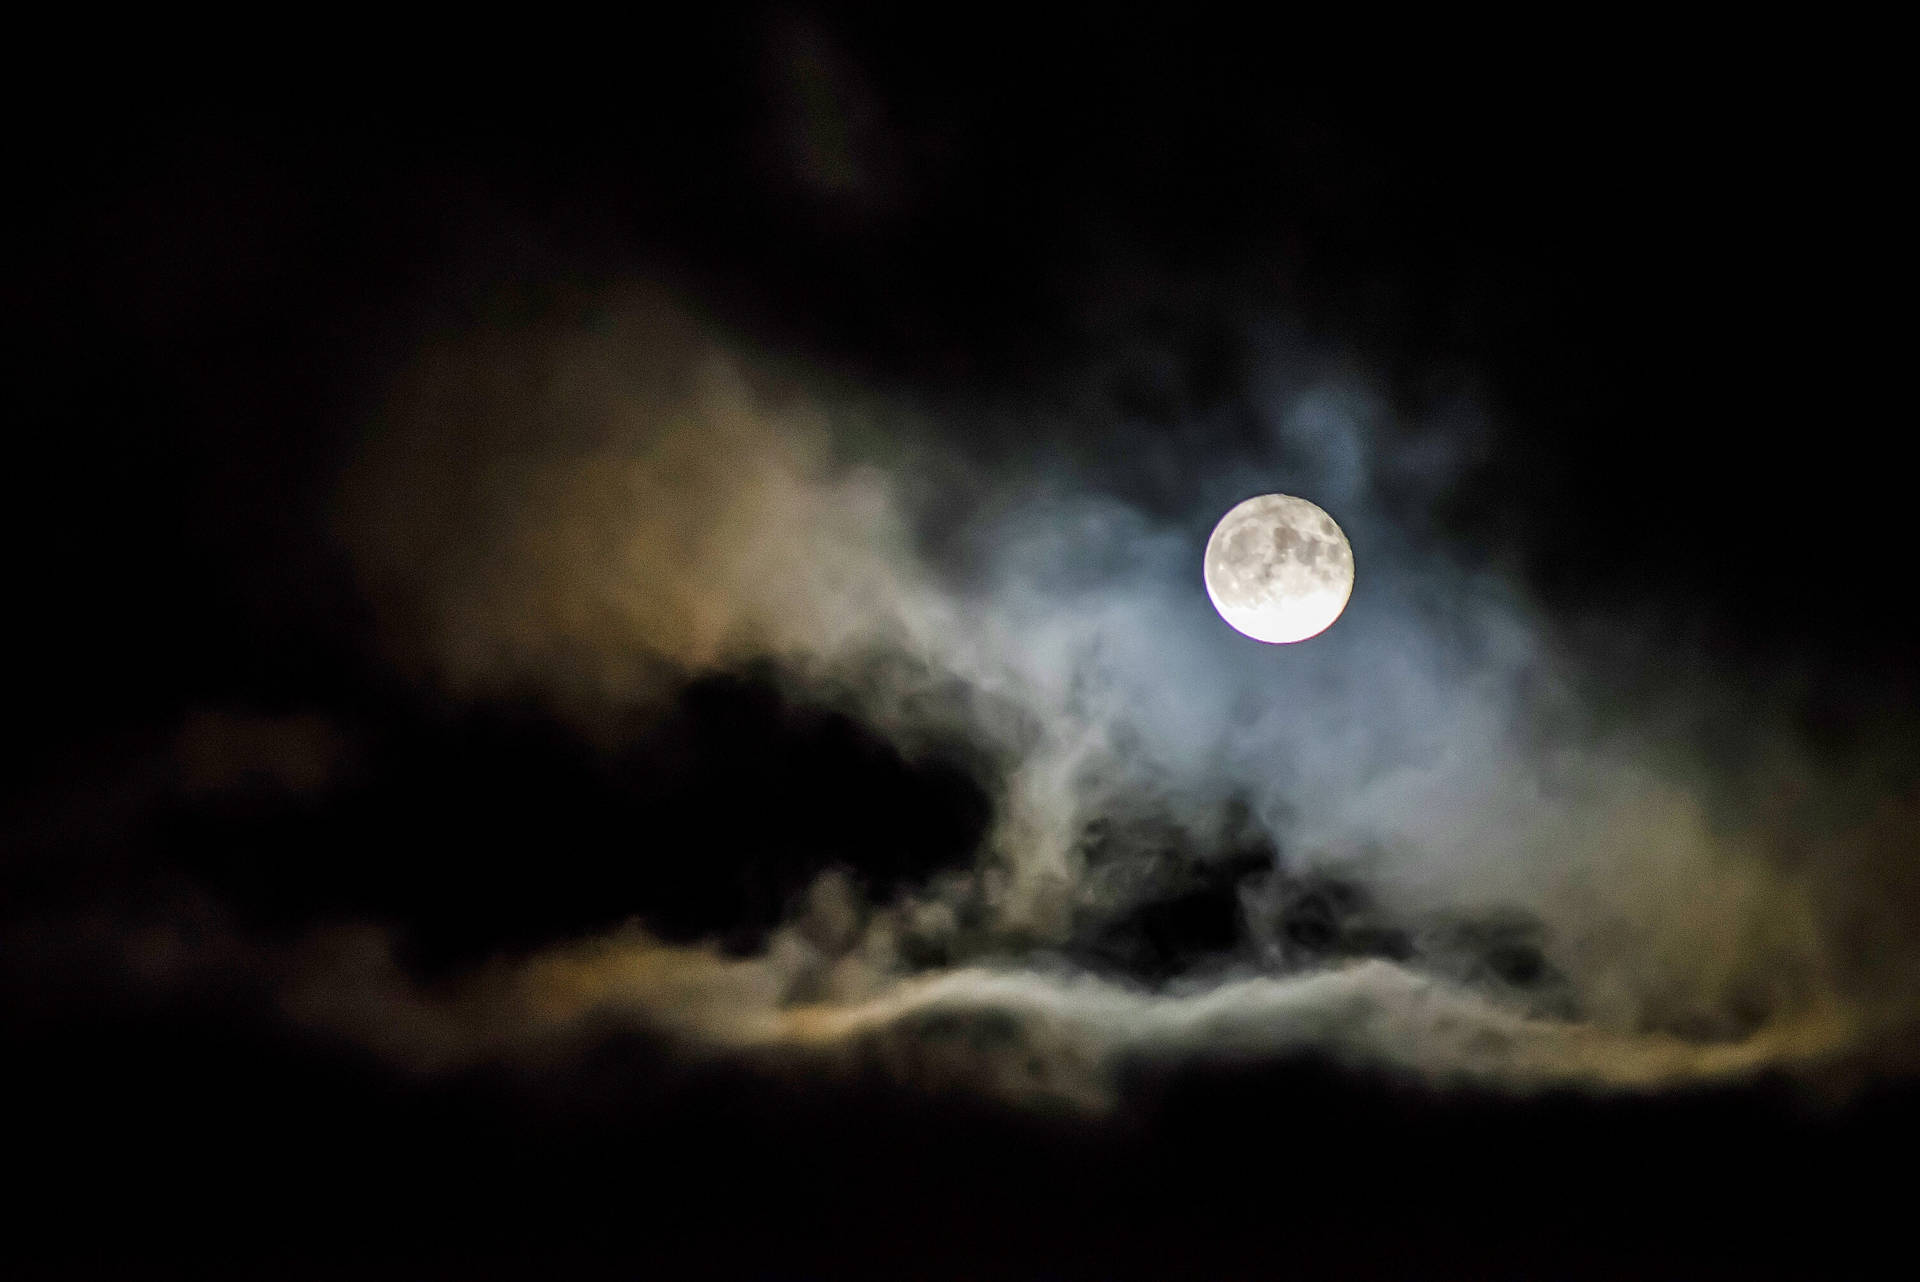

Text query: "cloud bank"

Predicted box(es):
[113, 283, 1914, 1108]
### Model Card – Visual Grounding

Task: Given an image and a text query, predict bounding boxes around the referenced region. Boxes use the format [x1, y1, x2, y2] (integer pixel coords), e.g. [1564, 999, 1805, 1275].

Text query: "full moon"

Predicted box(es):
[1203, 493, 1355, 643]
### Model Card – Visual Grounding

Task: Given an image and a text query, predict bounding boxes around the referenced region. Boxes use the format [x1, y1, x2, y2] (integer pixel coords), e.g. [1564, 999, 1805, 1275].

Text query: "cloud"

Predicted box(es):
[240, 918, 1869, 1112]
[173, 710, 349, 798]
[76, 279, 1899, 1108]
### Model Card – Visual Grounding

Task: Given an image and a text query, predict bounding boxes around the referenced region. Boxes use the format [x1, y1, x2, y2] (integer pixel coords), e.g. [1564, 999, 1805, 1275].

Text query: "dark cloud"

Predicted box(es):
[5, 17, 1911, 1277]
[12, 282, 1889, 1111]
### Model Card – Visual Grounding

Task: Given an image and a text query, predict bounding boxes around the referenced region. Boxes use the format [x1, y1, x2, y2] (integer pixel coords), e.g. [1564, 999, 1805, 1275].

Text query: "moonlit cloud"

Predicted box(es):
[233, 281, 1920, 1108]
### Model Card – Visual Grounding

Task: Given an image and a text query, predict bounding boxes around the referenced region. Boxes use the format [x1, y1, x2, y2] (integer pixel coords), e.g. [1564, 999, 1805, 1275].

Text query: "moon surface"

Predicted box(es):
[1203, 494, 1355, 643]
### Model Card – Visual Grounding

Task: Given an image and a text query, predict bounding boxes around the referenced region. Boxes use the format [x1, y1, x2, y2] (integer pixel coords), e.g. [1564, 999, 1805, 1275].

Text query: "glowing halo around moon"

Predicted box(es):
[1203, 493, 1355, 643]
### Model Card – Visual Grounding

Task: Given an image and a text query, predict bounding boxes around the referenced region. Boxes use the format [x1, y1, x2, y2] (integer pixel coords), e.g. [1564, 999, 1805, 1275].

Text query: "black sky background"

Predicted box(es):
[6, 15, 1915, 1279]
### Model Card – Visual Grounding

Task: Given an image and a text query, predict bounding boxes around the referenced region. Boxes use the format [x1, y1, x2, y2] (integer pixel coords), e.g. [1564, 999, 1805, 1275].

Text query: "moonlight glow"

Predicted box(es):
[1203, 493, 1355, 643]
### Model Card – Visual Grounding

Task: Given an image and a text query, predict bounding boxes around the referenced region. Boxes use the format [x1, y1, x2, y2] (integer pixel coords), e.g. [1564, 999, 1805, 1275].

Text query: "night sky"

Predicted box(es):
[7, 17, 1914, 1279]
